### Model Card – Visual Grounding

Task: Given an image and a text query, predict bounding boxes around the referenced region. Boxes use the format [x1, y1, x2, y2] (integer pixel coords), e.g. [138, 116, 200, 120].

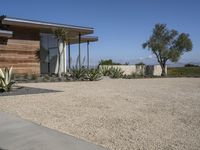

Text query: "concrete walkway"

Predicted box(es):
[0, 112, 108, 150]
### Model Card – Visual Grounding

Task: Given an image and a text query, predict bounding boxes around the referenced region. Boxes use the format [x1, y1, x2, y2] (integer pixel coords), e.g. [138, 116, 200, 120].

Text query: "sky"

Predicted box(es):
[1, 0, 200, 66]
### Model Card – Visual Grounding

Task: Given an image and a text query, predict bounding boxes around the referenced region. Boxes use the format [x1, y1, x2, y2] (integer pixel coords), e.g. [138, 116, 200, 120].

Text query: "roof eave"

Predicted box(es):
[2, 17, 94, 35]
[67, 36, 98, 45]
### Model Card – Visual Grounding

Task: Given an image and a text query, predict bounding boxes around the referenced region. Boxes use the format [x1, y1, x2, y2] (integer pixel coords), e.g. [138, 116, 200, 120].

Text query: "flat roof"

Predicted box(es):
[1, 16, 94, 35]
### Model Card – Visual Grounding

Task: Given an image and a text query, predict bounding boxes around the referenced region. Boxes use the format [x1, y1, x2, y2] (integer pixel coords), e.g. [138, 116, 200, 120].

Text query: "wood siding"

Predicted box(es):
[0, 39, 40, 74]
[0, 27, 40, 74]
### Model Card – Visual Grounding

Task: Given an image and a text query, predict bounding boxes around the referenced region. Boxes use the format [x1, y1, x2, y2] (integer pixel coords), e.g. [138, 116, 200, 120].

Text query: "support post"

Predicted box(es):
[47, 35, 50, 74]
[68, 42, 71, 69]
[78, 33, 81, 69]
[63, 42, 67, 73]
[87, 41, 90, 69]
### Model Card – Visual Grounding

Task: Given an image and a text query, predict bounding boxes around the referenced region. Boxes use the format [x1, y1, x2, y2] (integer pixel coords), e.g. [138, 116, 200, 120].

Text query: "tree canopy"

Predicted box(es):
[143, 24, 193, 76]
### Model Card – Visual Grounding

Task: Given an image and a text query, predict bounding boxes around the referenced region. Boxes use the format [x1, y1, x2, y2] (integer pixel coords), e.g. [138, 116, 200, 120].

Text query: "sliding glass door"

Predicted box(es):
[40, 33, 59, 74]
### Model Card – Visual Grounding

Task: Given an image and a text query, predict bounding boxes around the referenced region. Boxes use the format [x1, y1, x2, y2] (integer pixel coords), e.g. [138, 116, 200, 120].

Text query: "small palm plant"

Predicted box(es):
[53, 28, 68, 77]
[0, 67, 15, 92]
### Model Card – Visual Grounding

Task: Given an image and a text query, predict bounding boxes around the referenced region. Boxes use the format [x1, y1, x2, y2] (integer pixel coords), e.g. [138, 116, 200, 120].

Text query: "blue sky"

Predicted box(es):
[1, 0, 200, 66]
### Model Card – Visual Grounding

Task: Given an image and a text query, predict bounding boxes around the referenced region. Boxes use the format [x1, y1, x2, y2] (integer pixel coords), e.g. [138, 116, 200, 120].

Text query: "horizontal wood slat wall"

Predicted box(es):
[0, 39, 40, 74]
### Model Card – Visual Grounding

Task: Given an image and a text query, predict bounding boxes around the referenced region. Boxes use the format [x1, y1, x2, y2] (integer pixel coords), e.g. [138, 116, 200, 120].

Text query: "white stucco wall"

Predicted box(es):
[102, 65, 136, 75]
[152, 65, 167, 76]
[100, 65, 143, 75]
[100, 65, 167, 76]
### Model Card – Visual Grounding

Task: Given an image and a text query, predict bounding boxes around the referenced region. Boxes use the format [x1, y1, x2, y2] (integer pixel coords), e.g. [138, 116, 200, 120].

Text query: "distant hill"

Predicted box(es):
[167, 61, 200, 68]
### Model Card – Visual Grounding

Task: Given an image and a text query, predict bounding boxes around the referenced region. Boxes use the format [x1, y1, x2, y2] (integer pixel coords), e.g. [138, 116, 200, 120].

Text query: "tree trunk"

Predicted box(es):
[161, 63, 166, 76]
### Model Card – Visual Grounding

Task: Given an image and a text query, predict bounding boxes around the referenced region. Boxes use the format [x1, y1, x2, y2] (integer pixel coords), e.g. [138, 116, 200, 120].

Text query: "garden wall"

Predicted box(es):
[100, 65, 167, 76]
[145, 65, 167, 76]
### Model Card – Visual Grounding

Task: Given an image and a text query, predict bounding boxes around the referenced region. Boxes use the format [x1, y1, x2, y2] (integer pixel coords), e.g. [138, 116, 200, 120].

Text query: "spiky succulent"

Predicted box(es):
[86, 69, 102, 81]
[69, 67, 87, 81]
[0, 67, 15, 92]
[109, 67, 124, 78]
[100, 66, 111, 76]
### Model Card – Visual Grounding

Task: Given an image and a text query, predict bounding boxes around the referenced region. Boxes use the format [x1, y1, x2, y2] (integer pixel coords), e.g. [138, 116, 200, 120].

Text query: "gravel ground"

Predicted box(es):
[0, 78, 200, 150]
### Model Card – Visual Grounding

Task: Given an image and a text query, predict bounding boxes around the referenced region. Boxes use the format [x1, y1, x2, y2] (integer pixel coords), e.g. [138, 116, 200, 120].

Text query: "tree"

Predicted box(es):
[53, 28, 68, 77]
[143, 24, 192, 76]
[184, 63, 199, 67]
[98, 59, 122, 66]
[136, 62, 145, 66]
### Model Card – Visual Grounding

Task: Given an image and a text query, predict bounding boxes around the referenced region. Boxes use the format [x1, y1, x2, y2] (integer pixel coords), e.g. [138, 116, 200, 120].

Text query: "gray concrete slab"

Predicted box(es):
[0, 112, 108, 150]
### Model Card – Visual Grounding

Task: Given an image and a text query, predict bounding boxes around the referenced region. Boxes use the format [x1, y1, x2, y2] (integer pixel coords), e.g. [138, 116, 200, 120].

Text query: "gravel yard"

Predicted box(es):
[0, 78, 200, 150]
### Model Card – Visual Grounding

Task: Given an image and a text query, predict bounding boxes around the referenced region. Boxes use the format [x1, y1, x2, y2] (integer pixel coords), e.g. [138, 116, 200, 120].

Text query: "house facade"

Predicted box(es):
[0, 16, 98, 74]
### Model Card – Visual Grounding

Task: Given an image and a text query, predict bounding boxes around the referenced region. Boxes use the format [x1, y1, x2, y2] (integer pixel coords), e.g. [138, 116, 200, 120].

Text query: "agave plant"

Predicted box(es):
[0, 67, 15, 92]
[86, 68, 102, 81]
[109, 67, 124, 78]
[99, 66, 111, 76]
[69, 66, 87, 81]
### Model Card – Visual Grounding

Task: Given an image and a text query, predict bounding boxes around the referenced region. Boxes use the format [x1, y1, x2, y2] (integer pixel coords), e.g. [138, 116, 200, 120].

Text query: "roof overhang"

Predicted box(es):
[67, 36, 98, 45]
[1, 17, 94, 36]
[0, 30, 13, 38]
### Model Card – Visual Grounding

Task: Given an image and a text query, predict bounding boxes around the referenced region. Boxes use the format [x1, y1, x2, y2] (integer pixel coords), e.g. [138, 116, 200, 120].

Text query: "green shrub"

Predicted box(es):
[24, 73, 29, 79]
[123, 72, 136, 79]
[86, 69, 102, 81]
[0, 67, 15, 92]
[135, 62, 145, 66]
[98, 59, 122, 65]
[31, 74, 38, 80]
[43, 74, 50, 81]
[184, 63, 199, 67]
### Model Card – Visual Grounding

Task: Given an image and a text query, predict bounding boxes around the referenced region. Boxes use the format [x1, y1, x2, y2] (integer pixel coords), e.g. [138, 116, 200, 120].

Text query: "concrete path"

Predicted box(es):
[0, 112, 108, 150]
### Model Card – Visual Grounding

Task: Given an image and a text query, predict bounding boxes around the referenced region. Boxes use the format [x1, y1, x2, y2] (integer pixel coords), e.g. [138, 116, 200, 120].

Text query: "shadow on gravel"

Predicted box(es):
[0, 86, 62, 97]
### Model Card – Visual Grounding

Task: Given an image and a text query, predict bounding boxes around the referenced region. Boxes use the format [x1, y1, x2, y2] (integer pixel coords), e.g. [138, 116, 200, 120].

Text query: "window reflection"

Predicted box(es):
[40, 33, 58, 74]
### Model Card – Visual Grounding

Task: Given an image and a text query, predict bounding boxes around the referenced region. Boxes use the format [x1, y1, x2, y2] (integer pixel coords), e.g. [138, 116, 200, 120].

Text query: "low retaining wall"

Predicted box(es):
[100, 65, 167, 76]
[145, 65, 167, 76]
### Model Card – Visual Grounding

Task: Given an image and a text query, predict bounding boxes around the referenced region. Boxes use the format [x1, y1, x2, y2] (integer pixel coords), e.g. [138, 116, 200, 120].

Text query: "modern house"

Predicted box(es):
[0, 15, 98, 74]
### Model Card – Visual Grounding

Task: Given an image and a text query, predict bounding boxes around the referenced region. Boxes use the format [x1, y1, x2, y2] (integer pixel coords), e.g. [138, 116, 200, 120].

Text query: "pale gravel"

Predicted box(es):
[0, 78, 200, 150]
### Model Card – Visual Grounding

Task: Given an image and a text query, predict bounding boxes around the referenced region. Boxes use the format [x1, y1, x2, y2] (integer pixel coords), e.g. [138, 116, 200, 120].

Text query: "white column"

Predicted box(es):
[58, 41, 67, 73]
[63, 42, 67, 73]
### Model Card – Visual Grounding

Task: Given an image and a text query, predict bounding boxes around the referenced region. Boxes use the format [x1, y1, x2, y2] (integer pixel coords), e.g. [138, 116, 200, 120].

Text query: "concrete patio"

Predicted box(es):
[0, 112, 107, 150]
